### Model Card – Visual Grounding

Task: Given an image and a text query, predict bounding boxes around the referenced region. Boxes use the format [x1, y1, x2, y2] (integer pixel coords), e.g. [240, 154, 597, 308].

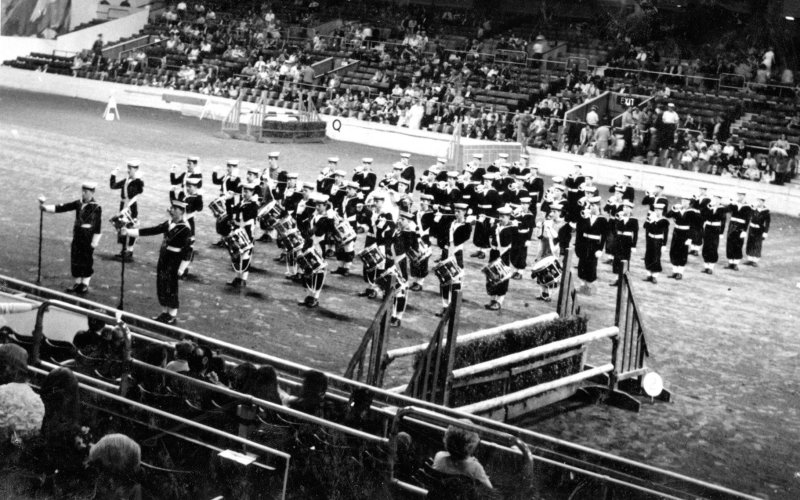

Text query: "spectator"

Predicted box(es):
[72, 314, 107, 351]
[165, 341, 193, 373]
[432, 424, 493, 489]
[761, 46, 775, 72]
[288, 369, 327, 416]
[88, 433, 143, 500]
[91, 34, 104, 67]
[0, 344, 45, 459]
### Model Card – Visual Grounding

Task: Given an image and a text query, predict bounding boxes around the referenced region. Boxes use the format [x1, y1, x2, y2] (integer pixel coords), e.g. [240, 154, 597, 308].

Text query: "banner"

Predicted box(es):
[1, 0, 72, 38]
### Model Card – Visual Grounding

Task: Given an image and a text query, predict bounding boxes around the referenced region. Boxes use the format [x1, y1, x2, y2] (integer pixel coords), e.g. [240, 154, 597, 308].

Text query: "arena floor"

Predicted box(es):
[1, 87, 798, 499]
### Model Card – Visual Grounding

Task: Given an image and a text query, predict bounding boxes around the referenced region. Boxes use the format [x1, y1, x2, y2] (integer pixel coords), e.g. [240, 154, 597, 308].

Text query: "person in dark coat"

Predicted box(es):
[40, 182, 102, 294]
[744, 197, 770, 267]
[609, 201, 639, 285]
[667, 197, 696, 280]
[484, 206, 516, 310]
[642, 209, 669, 284]
[122, 199, 191, 324]
[109, 160, 144, 262]
[576, 197, 607, 294]
[435, 203, 472, 317]
[725, 191, 752, 270]
[700, 195, 725, 274]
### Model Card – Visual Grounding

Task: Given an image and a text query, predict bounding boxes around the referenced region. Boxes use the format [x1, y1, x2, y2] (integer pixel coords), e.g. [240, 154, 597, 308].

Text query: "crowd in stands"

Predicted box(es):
[0, 314, 509, 499]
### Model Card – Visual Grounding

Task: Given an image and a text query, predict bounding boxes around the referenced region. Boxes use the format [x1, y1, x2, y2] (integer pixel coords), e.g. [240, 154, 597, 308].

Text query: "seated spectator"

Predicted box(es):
[0, 344, 45, 462]
[37, 367, 91, 478]
[87, 433, 143, 500]
[134, 343, 168, 392]
[165, 341, 192, 373]
[288, 369, 327, 416]
[432, 424, 492, 489]
[72, 314, 107, 351]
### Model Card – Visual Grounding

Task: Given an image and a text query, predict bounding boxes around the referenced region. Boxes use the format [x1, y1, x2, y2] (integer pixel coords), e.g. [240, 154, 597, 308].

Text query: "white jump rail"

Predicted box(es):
[456, 363, 615, 414]
[451, 326, 618, 380]
[384, 312, 559, 362]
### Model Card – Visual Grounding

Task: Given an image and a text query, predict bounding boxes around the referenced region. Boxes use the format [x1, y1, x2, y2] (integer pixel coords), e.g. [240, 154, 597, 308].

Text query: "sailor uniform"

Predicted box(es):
[667, 207, 697, 276]
[643, 217, 669, 276]
[486, 222, 516, 306]
[50, 199, 102, 280]
[612, 217, 639, 275]
[642, 193, 669, 216]
[109, 173, 144, 251]
[701, 205, 725, 269]
[138, 219, 192, 309]
[439, 217, 471, 309]
[745, 207, 770, 261]
[725, 203, 752, 265]
[576, 214, 607, 284]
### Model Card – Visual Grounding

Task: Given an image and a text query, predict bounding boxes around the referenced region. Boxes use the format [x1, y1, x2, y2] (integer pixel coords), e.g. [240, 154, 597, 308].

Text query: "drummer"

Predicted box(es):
[409, 194, 436, 292]
[298, 193, 334, 308]
[534, 202, 566, 302]
[484, 206, 516, 311]
[332, 181, 362, 276]
[357, 193, 395, 299]
[510, 197, 535, 280]
[211, 159, 241, 247]
[227, 182, 259, 289]
[436, 202, 472, 317]
[387, 214, 418, 327]
[171, 177, 204, 279]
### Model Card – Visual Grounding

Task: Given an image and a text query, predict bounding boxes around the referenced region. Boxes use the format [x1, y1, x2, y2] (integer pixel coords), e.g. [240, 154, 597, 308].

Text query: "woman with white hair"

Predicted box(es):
[432, 424, 493, 489]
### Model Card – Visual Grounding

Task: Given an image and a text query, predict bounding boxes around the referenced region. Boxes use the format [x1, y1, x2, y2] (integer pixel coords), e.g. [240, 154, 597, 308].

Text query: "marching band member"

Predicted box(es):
[353, 158, 377, 196]
[332, 182, 362, 276]
[468, 153, 486, 182]
[397, 152, 416, 193]
[298, 193, 334, 308]
[170, 156, 203, 196]
[357, 193, 395, 299]
[540, 177, 566, 217]
[285, 183, 316, 280]
[211, 159, 241, 246]
[227, 182, 259, 288]
[484, 206, 516, 311]
[688, 187, 710, 256]
[564, 165, 586, 222]
[470, 172, 501, 260]
[642, 184, 669, 216]
[110, 160, 144, 263]
[415, 165, 439, 196]
[387, 214, 418, 326]
[700, 195, 725, 274]
[643, 209, 669, 284]
[744, 197, 770, 267]
[172, 178, 203, 279]
[444, 171, 462, 207]
[725, 191, 752, 271]
[603, 188, 625, 263]
[576, 196, 606, 295]
[502, 176, 528, 205]
[510, 197, 535, 279]
[121, 198, 191, 324]
[534, 202, 567, 301]
[610, 174, 635, 203]
[522, 167, 544, 205]
[380, 163, 404, 192]
[39, 182, 102, 295]
[266, 152, 284, 185]
[317, 157, 339, 195]
[409, 194, 435, 291]
[667, 197, 696, 280]
[436, 203, 472, 317]
[243, 167, 263, 200]
[274, 174, 301, 265]
[609, 201, 639, 286]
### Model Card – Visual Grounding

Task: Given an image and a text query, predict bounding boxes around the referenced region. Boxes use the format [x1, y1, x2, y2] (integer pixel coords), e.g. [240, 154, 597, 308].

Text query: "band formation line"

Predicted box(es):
[38, 153, 771, 326]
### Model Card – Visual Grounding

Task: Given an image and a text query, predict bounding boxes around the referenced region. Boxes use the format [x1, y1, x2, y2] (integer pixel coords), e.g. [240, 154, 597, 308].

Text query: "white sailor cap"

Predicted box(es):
[171, 199, 187, 209]
[241, 182, 258, 191]
[446, 170, 458, 178]
[622, 200, 634, 208]
[82, 182, 98, 191]
[498, 153, 509, 159]
[552, 176, 564, 183]
[362, 157, 373, 164]
[187, 156, 199, 163]
[472, 153, 484, 160]
[334, 169, 346, 177]
[227, 159, 239, 166]
[347, 181, 360, 189]
[247, 167, 261, 176]
[354, 166, 364, 173]
[587, 196, 602, 205]
[436, 157, 447, 163]
[268, 151, 280, 158]
[497, 206, 513, 215]
[453, 202, 469, 211]
[302, 182, 315, 190]
[127, 160, 140, 168]
[309, 192, 329, 204]
[483, 172, 498, 180]
[287, 172, 299, 179]
[519, 197, 532, 203]
[328, 157, 339, 163]
[400, 153, 411, 159]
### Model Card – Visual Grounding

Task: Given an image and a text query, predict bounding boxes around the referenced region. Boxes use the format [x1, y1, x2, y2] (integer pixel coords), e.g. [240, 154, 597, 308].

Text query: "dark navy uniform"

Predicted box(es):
[643, 217, 669, 276]
[746, 207, 770, 261]
[725, 203, 752, 264]
[701, 205, 725, 267]
[52, 199, 102, 279]
[612, 216, 639, 275]
[576, 214, 607, 283]
[138, 219, 192, 309]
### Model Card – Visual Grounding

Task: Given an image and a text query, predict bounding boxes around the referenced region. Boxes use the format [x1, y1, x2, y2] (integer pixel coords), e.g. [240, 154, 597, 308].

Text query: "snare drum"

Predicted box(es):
[433, 256, 462, 286]
[297, 247, 326, 274]
[481, 259, 513, 285]
[257, 201, 283, 229]
[407, 242, 432, 266]
[530, 256, 563, 287]
[358, 244, 385, 271]
[378, 265, 407, 291]
[280, 229, 305, 254]
[209, 197, 227, 220]
[333, 220, 356, 247]
[224, 228, 253, 258]
[274, 217, 296, 237]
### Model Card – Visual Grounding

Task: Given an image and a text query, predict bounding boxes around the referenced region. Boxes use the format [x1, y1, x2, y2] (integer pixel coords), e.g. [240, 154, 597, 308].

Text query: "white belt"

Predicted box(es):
[166, 246, 183, 253]
[585, 234, 601, 241]
[618, 231, 634, 237]
[647, 234, 663, 239]
[730, 217, 745, 224]
[674, 225, 689, 230]
[568, 188, 580, 192]
[80, 224, 92, 229]
[708, 222, 721, 226]
[750, 224, 760, 229]
[654, 204, 665, 209]
[478, 204, 491, 209]
[517, 229, 530, 234]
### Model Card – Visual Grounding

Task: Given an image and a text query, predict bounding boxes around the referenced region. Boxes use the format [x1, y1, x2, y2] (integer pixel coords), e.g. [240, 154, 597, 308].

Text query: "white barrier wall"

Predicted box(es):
[1, 66, 798, 214]
[530, 148, 800, 214]
[0, 36, 56, 64]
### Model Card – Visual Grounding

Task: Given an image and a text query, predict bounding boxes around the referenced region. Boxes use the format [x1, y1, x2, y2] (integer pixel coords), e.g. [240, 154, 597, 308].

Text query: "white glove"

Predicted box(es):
[466, 215, 476, 224]
[740, 232, 746, 239]
[434, 214, 442, 223]
[111, 168, 119, 177]
[91, 233, 102, 248]
[685, 239, 691, 246]
[762, 233, 768, 240]
[38, 195, 46, 204]
[594, 250, 602, 258]
[171, 164, 178, 173]
[631, 247, 636, 253]
[478, 214, 485, 222]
